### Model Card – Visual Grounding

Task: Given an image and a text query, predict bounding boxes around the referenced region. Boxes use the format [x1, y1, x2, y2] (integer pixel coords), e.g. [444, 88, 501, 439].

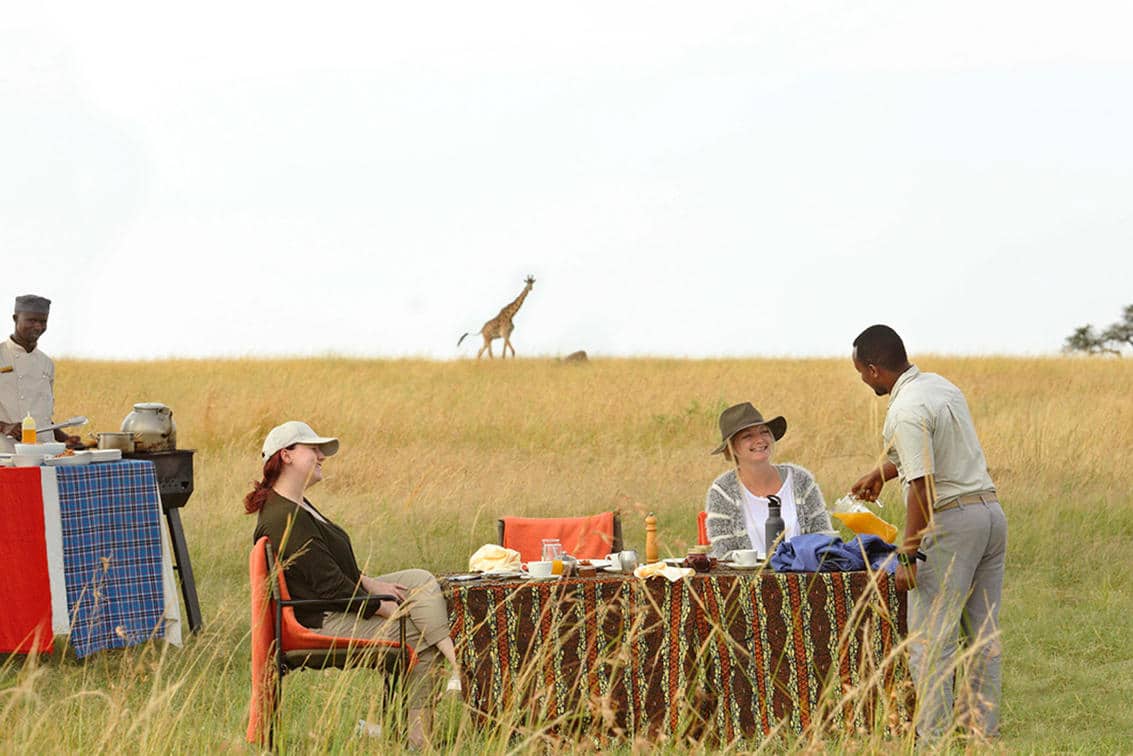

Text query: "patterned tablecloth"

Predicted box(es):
[446, 569, 909, 743]
[0, 460, 181, 658]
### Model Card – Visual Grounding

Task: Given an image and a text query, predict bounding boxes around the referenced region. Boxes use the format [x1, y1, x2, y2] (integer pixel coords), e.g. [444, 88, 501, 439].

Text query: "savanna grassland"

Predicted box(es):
[2, 356, 1132, 753]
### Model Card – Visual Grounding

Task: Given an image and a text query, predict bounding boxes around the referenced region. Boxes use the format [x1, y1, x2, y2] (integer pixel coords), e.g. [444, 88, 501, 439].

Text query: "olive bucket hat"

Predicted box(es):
[710, 402, 787, 455]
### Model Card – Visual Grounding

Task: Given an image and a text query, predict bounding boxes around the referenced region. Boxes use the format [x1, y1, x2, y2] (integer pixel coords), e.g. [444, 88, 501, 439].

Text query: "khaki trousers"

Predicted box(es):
[909, 500, 1007, 740]
[315, 568, 450, 708]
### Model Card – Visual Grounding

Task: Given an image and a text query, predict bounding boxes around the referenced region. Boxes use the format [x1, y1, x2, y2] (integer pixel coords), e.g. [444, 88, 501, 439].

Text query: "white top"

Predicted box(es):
[0, 337, 56, 453]
[884, 365, 996, 509]
[739, 468, 798, 555]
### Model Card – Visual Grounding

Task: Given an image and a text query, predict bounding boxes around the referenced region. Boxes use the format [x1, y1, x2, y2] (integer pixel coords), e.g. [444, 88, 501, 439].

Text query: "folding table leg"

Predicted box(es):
[164, 507, 203, 633]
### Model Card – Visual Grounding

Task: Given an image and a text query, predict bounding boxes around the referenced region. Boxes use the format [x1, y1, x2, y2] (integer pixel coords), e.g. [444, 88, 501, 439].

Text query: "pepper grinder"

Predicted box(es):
[645, 512, 658, 564]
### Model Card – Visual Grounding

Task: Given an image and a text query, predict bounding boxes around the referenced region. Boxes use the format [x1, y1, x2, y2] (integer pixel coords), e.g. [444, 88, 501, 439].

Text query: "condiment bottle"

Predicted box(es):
[765, 494, 785, 555]
[21, 413, 37, 444]
[645, 512, 658, 564]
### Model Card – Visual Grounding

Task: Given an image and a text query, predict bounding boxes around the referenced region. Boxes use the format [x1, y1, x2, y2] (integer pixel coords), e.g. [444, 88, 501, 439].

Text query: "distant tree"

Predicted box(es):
[1064, 305, 1131, 355]
[1100, 304, 1133, 350]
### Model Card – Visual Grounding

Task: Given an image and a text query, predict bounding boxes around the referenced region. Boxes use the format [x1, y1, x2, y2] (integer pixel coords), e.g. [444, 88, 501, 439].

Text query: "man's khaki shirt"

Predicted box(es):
[0, 337, 56, 452]
[883, 365, 996, 509]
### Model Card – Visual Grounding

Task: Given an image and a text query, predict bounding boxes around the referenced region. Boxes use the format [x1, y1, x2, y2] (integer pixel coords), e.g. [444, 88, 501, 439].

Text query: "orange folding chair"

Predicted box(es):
[497, 512, 622, 561]
[247, 537, 418, 750]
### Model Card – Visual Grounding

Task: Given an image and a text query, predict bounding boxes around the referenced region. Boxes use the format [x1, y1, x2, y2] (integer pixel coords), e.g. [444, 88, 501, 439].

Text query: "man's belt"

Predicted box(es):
[934, 490, 998, 513]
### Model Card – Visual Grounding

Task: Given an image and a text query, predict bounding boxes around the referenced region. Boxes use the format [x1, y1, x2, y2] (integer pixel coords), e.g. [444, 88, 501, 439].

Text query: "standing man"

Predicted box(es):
[0, 295, 81, 453]
[849, 324, 1007, 742]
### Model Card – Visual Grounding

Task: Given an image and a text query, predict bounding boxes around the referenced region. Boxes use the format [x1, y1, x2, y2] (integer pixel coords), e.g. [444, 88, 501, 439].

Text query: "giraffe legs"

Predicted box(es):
[502, 337, 516, 358]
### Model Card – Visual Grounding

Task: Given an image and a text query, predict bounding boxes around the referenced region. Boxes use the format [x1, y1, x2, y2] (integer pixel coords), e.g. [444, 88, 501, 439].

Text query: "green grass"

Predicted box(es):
[2, 356, 1131, 753]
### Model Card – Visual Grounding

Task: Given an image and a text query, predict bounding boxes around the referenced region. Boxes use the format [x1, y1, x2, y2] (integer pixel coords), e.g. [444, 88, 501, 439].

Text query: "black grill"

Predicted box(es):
[124, 449, 194, 510]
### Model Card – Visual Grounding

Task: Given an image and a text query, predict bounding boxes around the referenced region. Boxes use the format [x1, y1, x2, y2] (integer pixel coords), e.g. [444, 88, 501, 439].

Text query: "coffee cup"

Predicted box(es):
[527, 560, 554, 578]
[605, 550, 639, 573]
[730, 549, 760, 567]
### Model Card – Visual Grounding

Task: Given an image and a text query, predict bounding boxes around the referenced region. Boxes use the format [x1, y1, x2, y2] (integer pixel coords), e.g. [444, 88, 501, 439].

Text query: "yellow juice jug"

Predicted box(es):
[21, 413, 37, 444]
[832, 511, 898, 543]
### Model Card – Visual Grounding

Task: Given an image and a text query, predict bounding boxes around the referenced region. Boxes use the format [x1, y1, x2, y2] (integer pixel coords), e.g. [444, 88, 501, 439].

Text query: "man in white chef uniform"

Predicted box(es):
[0, 295, 81, 453]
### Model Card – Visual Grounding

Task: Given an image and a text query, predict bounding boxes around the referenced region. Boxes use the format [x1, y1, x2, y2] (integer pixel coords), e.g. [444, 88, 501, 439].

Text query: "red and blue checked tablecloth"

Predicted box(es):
[0, 460, 182, 658]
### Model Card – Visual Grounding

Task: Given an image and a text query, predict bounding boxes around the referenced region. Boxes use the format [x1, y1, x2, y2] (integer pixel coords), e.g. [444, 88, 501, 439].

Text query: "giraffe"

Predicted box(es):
[458, 276, 535, 359]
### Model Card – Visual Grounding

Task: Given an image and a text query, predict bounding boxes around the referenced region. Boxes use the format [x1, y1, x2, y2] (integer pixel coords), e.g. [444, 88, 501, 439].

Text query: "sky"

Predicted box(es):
[3, 1, 1132, 360]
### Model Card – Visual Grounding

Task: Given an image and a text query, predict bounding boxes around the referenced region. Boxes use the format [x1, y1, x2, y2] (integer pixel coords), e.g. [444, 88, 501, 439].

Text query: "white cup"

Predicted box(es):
[527, 560, 554, 578]
[730, 549, 760, 567]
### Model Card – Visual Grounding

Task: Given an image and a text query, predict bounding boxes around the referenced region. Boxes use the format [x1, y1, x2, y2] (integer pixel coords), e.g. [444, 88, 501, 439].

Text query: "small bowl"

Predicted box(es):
[15, 442, 66, 456]
[13, 454, 45, 467]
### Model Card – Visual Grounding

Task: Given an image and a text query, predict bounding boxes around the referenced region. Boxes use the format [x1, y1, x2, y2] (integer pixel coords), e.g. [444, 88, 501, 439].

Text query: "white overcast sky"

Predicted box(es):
[3, 1, 1131, 359]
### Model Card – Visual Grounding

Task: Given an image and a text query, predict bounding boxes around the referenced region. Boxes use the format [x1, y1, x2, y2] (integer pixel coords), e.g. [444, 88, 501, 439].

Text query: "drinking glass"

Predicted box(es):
[542, 539, 564, 575]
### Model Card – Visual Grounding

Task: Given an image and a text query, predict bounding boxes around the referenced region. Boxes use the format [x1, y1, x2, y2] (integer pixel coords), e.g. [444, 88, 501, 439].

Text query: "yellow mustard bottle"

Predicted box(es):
[21, 413, 37, 444]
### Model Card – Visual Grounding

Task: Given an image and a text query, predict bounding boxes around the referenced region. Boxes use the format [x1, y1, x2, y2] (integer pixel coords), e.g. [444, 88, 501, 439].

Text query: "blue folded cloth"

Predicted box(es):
[770, 533, 896, 573]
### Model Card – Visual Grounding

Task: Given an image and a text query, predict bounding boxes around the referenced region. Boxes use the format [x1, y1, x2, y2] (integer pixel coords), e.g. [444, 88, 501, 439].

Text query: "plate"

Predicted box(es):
[481, 570, 522, 579]
[45, 454, 93, 466]
[87, 449, 123, 463]
[721, 561, 763, 570]
[578, 559, 612, 569]
[662, 558, 686, 567]
[601, 566, 625, 573]
[518, 573, 561, 580]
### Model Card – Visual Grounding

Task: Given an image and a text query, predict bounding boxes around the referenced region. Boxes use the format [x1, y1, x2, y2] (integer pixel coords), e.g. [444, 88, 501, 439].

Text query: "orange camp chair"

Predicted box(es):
[247, 537, 419, 750]
[497, 512, 622, 561]
[697, 511, 709, 546]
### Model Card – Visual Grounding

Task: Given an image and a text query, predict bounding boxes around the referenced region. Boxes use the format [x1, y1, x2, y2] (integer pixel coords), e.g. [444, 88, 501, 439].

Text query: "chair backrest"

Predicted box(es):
[497, 512, 621, 561]
[697, 511, 709, 546]
[247, 537, 277, 745]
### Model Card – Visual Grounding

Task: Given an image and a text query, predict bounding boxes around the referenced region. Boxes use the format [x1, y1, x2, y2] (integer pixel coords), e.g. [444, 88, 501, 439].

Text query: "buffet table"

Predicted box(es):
[0, 460, 182, 657]
[446, 569, 908, 743]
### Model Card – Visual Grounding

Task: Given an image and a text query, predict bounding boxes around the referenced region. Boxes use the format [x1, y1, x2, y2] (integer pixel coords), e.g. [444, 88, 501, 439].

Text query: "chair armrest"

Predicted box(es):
[279, 594, 401, 611]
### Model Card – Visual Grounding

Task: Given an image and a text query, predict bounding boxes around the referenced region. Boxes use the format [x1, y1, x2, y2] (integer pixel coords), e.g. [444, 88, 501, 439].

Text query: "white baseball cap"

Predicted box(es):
[261, 421, 339, 460]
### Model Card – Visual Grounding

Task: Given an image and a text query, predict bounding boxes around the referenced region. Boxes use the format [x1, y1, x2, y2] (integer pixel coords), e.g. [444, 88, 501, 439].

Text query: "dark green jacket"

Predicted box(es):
[253, 491, 377, 628]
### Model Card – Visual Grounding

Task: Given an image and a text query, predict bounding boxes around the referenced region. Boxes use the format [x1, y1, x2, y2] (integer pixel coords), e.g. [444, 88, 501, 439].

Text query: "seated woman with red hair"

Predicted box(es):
[244, 420, 459, 747]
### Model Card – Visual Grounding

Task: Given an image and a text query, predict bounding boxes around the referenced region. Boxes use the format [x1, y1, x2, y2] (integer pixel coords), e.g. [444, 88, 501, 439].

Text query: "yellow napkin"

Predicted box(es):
[468, 544, 522, 573]
[633, 562, 695, 583]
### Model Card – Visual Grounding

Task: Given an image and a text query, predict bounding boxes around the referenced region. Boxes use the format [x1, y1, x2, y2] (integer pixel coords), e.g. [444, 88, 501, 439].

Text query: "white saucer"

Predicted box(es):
[721, 561, 763, 570]
[601, 566, 625, 573]
[518, 573, 561, 580]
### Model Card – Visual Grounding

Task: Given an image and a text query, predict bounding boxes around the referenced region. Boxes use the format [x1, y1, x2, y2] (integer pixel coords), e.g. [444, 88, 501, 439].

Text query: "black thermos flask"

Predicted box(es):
[765, 494, 785, 554]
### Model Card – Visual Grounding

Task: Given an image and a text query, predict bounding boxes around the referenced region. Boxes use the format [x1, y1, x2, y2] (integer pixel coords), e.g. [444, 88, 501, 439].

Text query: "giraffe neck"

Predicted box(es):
[499, 285, 532, 320]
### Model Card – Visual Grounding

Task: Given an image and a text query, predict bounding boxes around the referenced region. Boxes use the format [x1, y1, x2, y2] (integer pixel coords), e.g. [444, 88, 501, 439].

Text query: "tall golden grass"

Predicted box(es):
[2, 356, 1132, 752]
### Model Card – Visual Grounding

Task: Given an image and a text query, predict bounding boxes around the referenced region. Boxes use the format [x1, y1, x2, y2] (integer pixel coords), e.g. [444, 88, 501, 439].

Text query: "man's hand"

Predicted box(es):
[851, 468, 885, 501]
[895, 561, 917, 592]
[0, 422, 20, 440]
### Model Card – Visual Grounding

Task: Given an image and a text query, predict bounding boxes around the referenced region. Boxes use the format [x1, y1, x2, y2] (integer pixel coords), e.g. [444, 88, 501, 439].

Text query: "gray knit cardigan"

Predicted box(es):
[705, 463, 835, 558]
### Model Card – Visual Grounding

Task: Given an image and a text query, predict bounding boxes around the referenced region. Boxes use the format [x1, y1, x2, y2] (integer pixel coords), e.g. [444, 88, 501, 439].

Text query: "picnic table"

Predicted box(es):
[0, 460, 182, 657]
[445, 567, 909, 744]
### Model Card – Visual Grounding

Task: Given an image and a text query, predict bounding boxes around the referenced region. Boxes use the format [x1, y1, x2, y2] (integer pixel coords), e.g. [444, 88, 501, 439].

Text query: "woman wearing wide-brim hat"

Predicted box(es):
[704, 403, 834, 558]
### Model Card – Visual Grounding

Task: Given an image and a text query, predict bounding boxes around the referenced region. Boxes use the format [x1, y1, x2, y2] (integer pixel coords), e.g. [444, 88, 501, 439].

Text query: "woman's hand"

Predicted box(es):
[361, 577, 407, 618]
[851, 468, 885, 501]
